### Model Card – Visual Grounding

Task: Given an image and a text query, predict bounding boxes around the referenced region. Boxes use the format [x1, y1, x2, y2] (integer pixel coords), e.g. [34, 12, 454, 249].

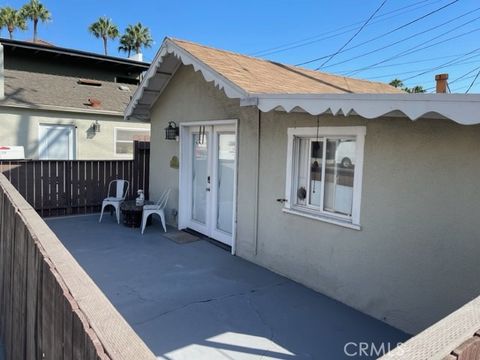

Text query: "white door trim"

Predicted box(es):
[178, 119, 238, 254]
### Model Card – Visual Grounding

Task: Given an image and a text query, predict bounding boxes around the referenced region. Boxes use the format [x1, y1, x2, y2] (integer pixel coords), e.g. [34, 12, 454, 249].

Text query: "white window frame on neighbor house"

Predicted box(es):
[284, 126, 366, 230]
[114, 127, 150, 157]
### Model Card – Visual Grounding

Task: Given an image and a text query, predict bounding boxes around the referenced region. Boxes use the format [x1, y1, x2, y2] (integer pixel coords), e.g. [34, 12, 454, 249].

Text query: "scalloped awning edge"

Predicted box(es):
[251, 94, 480, 125]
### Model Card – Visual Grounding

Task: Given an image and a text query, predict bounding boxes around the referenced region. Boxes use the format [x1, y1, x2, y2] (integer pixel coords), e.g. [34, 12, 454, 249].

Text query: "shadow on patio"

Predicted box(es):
[46, 214, 409, 360]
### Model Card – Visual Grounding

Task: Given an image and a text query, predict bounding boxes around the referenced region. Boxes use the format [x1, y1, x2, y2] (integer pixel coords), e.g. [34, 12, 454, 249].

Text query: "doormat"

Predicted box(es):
[163, 231, 200, 244]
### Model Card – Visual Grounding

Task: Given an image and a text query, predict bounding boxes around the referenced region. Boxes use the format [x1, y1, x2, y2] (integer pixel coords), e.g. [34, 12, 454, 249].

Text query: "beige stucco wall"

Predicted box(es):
[0, 107, 149, 159]
[148, 64, 480, 335]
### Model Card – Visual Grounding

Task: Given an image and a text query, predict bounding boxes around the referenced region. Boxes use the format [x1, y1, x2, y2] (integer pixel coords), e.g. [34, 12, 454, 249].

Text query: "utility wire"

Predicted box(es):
[401, 47, 480, 81]
[296, 0, 461, 67]
[449, 66, 480, 85]
[251, 0, 443, 57]
[315, 0, 389, 69]
[366, 53, 480, 80]
[320, 8, 480, 71]
[336, 52, 480, 73]
[465, 70, 480, 93]
[345, 26, 480, 76]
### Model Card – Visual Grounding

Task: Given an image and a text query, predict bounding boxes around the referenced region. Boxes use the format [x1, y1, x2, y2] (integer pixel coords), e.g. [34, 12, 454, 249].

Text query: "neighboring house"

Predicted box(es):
[0, 38, 151, 160]
[126, 38, 480, 335]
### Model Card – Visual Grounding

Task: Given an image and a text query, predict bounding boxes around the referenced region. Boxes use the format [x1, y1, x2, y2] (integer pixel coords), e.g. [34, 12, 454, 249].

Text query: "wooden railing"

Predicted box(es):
[0, 141, 149, 217]
[0, 172, 156, 359]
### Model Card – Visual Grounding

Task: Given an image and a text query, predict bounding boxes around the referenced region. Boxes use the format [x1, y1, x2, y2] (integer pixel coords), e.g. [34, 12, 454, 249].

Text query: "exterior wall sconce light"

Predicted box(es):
[92, 120, 101, 133]
[165, 121, 179, 141]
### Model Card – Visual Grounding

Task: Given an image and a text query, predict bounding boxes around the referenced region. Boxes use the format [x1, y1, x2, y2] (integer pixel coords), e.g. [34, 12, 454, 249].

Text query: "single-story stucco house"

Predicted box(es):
[125, 37, 480, 336]
[0, 38, 150, 160]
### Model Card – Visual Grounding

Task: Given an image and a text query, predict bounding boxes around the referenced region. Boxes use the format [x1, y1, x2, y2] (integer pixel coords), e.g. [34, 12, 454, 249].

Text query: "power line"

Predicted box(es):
[449, 77, 480, 92]
[401, 47, 480, 81]
[345, 26, 480, 76]
[336, 52, 480, 73]
[315, 0, 389, 69]
[320, 8, 480, 71]
[250, 0, 443, 57]
[366, 53, 480, 80]
[296, 0, 461, 67]
[465, 70, 480, 93]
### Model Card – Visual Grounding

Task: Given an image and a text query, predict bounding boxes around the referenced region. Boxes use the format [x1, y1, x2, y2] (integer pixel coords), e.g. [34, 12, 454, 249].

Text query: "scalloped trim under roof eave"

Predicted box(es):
[250, 93, 480, 125]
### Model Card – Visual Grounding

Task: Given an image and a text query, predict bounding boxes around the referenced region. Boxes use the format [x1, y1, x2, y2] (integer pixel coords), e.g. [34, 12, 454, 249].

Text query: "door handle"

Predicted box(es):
[206, 188, 211, 192]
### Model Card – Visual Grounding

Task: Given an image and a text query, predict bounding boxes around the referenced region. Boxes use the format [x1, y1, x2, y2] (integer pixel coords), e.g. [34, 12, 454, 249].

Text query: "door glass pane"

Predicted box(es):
[192, 133, 208, 224]
[216, 133, 235, 234]
[324, 138, 355, 216]
[309, 140, 323, 207]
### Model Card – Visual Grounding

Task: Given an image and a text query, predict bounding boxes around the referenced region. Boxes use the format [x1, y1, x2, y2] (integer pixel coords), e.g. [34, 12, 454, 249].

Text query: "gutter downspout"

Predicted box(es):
[0, 44, 4, 100]
[253, 109, 261, 256]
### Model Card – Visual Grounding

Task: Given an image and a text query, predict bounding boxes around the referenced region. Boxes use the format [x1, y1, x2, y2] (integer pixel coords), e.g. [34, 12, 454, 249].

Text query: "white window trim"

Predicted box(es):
[113, 127, 150, 157]
[284, 126, 366, 230]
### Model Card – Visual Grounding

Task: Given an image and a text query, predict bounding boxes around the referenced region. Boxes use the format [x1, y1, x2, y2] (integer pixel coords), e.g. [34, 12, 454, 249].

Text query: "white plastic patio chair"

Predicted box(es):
[141, 189, 171, 234]
[99, 180, 129, 224]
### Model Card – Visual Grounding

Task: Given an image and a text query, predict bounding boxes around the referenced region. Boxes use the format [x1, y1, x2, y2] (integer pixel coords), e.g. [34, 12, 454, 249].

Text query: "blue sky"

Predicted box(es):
[3, 0, 480, 92]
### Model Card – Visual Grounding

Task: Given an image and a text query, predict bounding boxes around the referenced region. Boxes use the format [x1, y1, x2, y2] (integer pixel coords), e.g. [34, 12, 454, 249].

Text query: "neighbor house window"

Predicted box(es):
[114, 128, 150, 156]
[284, 126, 366, 229]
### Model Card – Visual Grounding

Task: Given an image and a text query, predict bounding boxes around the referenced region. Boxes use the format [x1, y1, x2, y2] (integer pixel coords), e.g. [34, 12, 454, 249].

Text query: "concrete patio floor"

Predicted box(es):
[46, 214, 409, 360]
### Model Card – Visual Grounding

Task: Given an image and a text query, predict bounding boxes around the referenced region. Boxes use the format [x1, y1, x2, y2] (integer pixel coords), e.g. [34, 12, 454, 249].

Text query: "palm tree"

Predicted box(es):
[389, 79, 426, 93]
[0, 7, 27, 39]
[389, 79, 404, 88]
[20, 0, 51, 42]
[410, 85, 426, 93]
[123, 23, 153, 55]
[118, 33, 134, 57]
[88, 16, 119, 56]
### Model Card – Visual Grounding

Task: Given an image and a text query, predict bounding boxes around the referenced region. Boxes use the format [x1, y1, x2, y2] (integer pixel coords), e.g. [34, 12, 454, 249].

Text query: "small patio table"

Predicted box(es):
[120, 200, 154, 228]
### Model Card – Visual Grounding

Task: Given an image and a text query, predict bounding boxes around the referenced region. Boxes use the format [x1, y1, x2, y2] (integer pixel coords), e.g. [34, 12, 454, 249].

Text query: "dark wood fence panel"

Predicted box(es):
[0, 172, 156, 360]
[0, 141, 150, 217]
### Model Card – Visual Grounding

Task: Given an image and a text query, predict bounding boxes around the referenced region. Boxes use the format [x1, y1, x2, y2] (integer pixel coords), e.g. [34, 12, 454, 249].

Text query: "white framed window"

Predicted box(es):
[114, 127, 150, 157]
[284, 126, 366, 230]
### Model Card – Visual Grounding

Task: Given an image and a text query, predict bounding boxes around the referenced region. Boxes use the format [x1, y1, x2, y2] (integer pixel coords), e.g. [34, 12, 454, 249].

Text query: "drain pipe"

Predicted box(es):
[253, 109, 261, 256]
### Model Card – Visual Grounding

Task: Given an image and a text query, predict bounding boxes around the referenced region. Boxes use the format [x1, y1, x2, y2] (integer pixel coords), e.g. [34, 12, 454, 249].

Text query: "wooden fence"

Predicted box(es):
[0, 141, 149, 217]
[0, 172, 156, 359]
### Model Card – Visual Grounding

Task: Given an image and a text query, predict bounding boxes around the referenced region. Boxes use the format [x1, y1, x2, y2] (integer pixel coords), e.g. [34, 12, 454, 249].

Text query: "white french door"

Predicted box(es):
[180, 123, 237, 246]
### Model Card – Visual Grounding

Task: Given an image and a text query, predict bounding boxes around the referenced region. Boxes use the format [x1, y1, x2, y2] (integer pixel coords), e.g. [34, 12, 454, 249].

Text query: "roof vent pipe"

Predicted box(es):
[435, 73, 449, 93]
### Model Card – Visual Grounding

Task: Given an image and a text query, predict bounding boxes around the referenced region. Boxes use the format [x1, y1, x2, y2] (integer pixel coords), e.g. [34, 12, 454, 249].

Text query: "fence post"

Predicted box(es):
[65, 161, 72, 215]
[132, 141, 150, 200]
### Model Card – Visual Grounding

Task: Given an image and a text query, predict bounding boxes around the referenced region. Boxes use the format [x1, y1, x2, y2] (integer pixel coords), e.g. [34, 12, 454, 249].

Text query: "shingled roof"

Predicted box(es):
[1, 69, 136, 114]
[170, 38, 402, 95]
[126, 38, 480, 125]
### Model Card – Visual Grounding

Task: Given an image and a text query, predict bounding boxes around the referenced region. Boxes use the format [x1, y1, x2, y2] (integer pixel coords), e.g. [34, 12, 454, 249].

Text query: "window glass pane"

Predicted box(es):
[295, 138, 308, 206]
[309, 140, 323, 207]
[116, 142, 133, 155]
[324, 138, 355, 216]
